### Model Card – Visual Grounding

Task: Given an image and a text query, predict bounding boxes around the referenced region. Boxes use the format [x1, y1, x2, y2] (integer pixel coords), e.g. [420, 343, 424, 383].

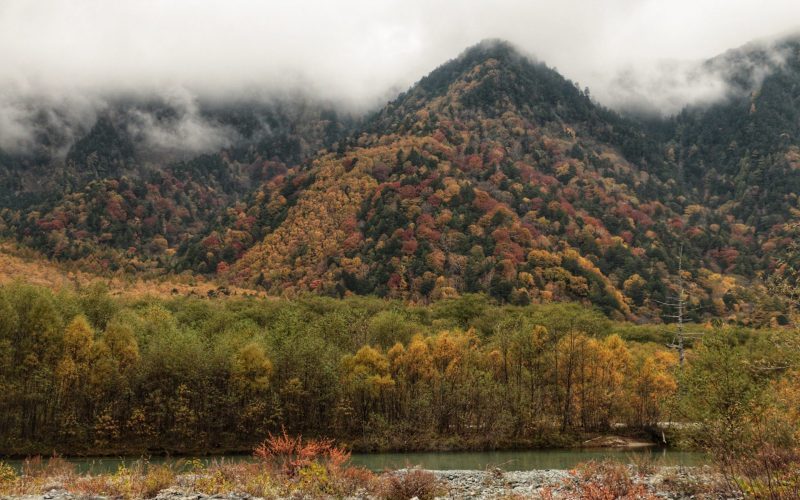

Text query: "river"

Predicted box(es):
[5, 448, 706, 473]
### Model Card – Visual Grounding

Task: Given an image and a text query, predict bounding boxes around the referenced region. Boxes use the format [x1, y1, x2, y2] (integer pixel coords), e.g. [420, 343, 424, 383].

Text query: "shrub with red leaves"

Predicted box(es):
[253, 428, 351, 478]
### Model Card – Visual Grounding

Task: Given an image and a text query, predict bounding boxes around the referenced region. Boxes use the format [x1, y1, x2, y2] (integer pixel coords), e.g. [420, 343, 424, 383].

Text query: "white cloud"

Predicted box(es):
[124, 88, 238, 157]
[0, 0, 798, 151]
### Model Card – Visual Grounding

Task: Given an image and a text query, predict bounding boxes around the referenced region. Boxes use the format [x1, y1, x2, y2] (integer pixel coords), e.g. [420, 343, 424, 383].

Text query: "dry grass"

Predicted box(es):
[718, 445, 800, 499]
[0, 454, 377, 499]
[0, 456, 78, 496]
[658, 466, 729, 499]
[253, 428, 351, 477]
[61, 461, 176, 499]
[0, 241, 263, 299]
[0, 461, 19, 495]
[627, 450, 661, 476]
[376, 468, 445, 500]
[251, 429, 377, 497]
[554, 460, 657, 500]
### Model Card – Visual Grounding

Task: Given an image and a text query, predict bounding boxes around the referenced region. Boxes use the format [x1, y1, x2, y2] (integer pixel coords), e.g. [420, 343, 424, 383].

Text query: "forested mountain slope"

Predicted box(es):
[231, 41, 792, 321]
[232, 42, 682, 319]
[669, 37, 800, 275]
[0, 99, 354, 274]
[2, 38, 800, 322]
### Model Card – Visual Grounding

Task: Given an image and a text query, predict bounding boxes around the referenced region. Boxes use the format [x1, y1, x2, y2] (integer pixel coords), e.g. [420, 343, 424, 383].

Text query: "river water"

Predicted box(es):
[5, 448, 706, 473]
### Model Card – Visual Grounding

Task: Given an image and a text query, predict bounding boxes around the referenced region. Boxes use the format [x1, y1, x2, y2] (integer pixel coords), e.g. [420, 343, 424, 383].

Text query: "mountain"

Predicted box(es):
[670, 37, 800, 263]
[229, 41, 691, 320]
[0, 97, 355, 273]
[2, 38, 800, 323]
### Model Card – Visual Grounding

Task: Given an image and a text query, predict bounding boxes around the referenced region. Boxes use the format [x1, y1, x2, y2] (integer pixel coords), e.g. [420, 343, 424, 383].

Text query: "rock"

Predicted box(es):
[581, 435, 656, 448]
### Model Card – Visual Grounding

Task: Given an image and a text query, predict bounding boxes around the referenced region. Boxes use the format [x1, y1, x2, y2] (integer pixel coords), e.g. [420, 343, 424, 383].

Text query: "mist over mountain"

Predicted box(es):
[2, 0, 800, 156]
[9, 4, 800, 485]
[2, 0, 800, 324]
[0, 36, 795, 322]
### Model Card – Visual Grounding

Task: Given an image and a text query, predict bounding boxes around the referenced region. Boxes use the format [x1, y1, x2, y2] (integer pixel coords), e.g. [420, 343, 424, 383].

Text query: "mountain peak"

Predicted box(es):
[413, 39, 538, 97]
[458, 39, 529, 63]
[365, 39, 601, 138]
[6, 34, 800, 322]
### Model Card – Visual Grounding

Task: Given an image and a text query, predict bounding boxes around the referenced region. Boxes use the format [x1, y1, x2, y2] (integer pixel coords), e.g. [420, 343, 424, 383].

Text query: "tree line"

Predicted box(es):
[0, 281, 767, 456]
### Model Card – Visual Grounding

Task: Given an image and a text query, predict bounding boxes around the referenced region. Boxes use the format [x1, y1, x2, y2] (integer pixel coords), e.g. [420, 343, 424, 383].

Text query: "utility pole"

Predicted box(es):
[659, 247, 704, 369]
[654, 247, 708, 444]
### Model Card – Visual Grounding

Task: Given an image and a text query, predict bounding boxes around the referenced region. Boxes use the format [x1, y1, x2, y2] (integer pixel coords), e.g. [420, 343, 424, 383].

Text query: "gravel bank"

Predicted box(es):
[429, 467, 726, 499]
[2, 466, 726, 500]
[431, 469, 570, 498]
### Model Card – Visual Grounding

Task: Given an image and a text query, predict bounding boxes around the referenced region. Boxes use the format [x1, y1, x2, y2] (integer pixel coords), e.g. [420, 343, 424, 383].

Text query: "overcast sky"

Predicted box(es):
[1, 0, 799, 117]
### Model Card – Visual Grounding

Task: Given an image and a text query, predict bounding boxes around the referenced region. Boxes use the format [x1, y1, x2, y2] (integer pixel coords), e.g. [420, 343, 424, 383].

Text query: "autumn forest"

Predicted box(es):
[2, 31, 800, 498]
[2, 40, 799, 324]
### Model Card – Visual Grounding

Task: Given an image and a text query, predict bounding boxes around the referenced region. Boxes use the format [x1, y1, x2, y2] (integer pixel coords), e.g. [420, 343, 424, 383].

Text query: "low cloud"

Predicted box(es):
[0, 101, 37, 153]
[1, 0, 799, 153]
[0, 93, 105, 155]
[123, 89, 238, 158]
[593, 41, 791, 117]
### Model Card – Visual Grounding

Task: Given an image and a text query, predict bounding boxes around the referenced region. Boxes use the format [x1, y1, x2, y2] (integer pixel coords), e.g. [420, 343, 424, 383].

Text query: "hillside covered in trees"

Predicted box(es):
[0, 281, 690, 455]
[2, 281, 797, 462]
[2, 38, 800, 323]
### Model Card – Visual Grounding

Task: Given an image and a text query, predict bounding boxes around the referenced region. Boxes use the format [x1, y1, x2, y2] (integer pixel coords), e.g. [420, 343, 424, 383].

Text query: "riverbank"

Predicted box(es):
[2, 448, 707, 477]
[431, 466, 727, 499]
[0, 462, 730, 499]
[1, 431, 670, 459]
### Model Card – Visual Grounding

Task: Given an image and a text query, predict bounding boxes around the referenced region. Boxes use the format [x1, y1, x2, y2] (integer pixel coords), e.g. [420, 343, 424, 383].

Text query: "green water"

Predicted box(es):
[350, 448, 705, 471]
[4, 448, 706, 474]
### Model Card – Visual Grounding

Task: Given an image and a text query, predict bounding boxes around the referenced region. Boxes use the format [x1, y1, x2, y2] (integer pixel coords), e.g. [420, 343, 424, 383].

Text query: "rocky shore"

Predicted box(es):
[2, 466, 728, 500]
[431, 469, 570, 498]
[429, 467, 723, 499]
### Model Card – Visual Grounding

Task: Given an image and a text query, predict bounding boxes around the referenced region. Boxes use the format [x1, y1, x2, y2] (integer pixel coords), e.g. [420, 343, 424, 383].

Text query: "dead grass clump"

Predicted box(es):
[254, 428, 349, 477]
[659, 467, 728, 499]
[565, 460, 656, 499]
[0, 461, 19, 495]
[66, 474, 111, 497]
[100, 461, 176, 499]
[627, 450, 661, 476]
[252, 429, 375, 497]
[22, 455, 76, 480]
[720, 445, 800, 499]
[377, 468, 444, 500]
